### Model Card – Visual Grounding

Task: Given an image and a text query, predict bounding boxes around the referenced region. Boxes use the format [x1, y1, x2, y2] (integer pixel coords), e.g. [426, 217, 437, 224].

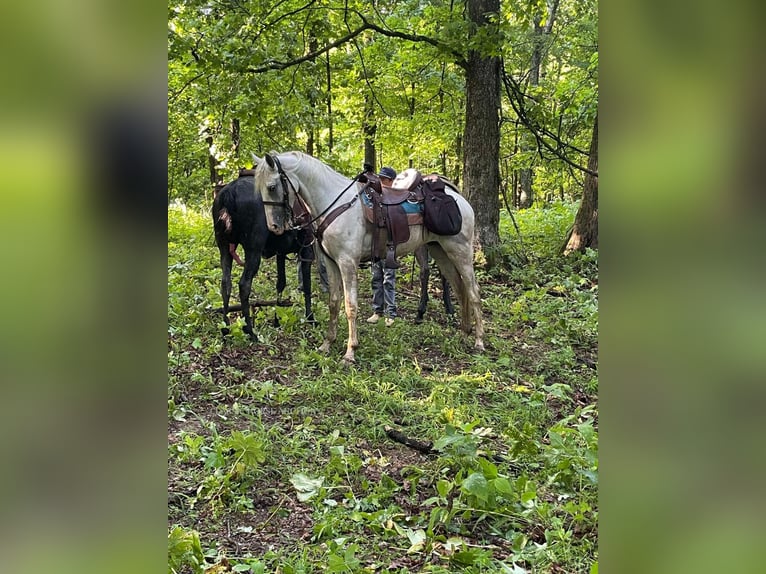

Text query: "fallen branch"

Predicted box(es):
[209, 299, 293, 313]
[384, 425, 433, 455]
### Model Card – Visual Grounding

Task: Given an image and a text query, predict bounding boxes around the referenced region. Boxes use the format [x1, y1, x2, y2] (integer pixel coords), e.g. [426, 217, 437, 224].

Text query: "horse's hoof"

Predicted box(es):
[415, 315, 424, 324]
[474, 342, 485, 352]
[319, 342, 331, 354]
[342, 355, 356, 365]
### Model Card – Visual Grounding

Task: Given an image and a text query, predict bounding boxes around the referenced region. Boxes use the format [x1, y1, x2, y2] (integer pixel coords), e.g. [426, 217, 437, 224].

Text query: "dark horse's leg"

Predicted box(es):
[440, 270, 455, 319]
[299, 244, 315, 323]
[415, 245, 430, 324]
[415, 244, 454, 323]
[273, 252, 287, 327]
[239, 253, 262, 338]
[218, 243, 235, 335]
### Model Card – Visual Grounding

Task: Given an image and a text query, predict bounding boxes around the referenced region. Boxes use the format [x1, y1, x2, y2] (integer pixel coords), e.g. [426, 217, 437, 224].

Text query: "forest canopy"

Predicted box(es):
[168, 0, 597, 218]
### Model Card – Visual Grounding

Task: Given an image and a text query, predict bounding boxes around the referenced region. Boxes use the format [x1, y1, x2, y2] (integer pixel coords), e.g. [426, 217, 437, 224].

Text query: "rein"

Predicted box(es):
[271, 156, 361, 233]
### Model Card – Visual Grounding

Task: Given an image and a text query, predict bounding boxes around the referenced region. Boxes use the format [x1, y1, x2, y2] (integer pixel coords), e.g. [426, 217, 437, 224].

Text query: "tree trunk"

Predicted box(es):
[205, 134, 218, 185]
[307, 33, 318, 157]
[519, 0, 560, 209]
[563, 113, 598, 254]
[463, 0, 501, 264]
[326, 54, 333, 153]
[363, 92, 377, 169]
[231, 118, 240, 158]
[454, 133, 462, 186]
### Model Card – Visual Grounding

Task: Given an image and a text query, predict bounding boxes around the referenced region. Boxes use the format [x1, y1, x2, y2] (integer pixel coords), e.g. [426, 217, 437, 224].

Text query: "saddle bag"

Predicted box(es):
[422, 178, 462, 235]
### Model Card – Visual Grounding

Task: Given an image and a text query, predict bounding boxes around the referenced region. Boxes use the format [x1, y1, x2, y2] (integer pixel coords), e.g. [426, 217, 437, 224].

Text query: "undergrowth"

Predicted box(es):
[168, 202, 598, 573]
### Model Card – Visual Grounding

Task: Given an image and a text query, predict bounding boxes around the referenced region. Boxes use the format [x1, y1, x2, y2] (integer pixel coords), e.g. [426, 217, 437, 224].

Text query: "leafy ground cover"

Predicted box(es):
[168, 203, 598, 573]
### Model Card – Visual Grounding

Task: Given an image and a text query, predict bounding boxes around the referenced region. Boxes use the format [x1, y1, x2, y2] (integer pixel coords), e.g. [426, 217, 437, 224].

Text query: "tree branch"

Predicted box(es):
[169, 72, 206, 104]
[357, 13, 467, 68]
[501, 68, 597, 177]
[244, 9, 467, 75]
[245, 24, 371, 73]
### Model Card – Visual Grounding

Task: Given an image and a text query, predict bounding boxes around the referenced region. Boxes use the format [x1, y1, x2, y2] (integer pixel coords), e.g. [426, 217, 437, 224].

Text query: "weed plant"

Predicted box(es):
[168, 203, 598, 573]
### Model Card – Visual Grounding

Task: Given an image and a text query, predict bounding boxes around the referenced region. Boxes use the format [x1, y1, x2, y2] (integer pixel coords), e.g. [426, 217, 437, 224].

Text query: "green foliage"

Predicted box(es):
[169, 0, 596, 205]
[168, 199, 597, 572]
[168, 526, 204, 574]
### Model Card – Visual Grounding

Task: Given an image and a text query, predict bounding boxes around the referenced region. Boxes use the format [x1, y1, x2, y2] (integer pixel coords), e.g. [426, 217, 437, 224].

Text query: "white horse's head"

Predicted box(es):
[252, 152, 294, 235]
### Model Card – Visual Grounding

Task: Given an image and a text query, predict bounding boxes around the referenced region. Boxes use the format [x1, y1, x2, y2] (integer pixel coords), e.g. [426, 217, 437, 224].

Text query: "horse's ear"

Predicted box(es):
[265, 154, 276, 169]
[251, 153, 262, 166]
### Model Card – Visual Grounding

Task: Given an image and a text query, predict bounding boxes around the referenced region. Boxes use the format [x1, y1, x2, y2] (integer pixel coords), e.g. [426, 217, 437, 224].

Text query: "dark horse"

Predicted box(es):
[413, 246, 454, 323]
[212, 170, 315, 337]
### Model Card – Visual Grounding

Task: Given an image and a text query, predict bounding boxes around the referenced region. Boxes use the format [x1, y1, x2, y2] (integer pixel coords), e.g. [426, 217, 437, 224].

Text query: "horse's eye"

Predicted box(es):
[267, 184, 277, 193]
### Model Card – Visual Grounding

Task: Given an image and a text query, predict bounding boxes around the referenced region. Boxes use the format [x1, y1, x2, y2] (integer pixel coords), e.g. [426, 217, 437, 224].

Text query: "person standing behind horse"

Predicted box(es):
[367, 166, 399, 327]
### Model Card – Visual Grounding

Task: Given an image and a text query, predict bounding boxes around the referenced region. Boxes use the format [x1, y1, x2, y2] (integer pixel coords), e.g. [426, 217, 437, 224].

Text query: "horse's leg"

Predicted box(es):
[239, 253, 262, 338]
[414, 245, 429, 324]
[336, 257, 360, 363]
[299, 244, 315, 323]
[317, 251, 330, 293]
[273, 253, 287, 327]
[218, 244, 234, 335]
[457, 261, 484, 350]
[319, 257, 342, 354]
[440, 270, 455, 318]
[433, 241, 484, 351]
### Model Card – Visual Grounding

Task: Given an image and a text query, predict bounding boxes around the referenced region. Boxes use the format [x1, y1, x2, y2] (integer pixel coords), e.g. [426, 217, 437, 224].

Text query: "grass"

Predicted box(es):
[168, 201, 598, 573]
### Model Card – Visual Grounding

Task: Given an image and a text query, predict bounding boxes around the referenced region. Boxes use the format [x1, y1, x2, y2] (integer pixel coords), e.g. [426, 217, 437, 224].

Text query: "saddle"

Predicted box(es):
[362, 170, 425, 268]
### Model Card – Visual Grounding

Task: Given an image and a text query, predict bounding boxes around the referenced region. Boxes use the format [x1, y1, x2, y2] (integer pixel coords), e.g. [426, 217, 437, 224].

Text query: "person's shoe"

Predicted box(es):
[385, 317, 395, 327]
[366, 313, 381, 324]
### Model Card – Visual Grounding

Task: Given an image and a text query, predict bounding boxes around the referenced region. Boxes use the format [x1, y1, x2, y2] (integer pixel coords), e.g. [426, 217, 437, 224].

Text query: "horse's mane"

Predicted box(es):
[278, 151, 351, 191]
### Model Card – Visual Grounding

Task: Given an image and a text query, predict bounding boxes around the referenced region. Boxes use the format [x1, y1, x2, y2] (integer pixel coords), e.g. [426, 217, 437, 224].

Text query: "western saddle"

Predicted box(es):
[362, 168, 428, 269]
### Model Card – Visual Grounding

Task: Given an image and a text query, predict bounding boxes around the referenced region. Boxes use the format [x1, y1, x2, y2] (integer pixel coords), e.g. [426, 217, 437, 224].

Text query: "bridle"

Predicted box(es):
[264, 155, 361, 233]
[261, 155, 300, 226]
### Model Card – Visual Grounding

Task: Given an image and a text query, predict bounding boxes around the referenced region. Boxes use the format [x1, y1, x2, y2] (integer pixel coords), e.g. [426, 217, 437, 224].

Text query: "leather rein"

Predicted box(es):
[268, 156, 361, 241]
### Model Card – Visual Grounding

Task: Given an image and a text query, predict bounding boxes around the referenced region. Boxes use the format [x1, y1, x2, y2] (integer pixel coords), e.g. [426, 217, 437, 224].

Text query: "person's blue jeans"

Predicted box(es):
[371, 260, 396, 317]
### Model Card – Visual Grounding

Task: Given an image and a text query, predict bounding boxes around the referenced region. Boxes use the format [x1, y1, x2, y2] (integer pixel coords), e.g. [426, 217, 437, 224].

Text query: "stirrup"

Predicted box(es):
[384, 246, 400, 269]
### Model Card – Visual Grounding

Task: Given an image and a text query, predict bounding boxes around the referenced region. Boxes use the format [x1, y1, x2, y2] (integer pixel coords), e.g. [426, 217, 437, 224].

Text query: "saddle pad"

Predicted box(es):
[361, 191, 422, 215]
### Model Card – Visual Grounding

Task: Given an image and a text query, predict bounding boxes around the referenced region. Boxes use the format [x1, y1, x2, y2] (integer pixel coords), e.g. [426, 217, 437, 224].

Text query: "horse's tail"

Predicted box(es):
[212, 183, 239, 237]
[217, 208, 233, 233]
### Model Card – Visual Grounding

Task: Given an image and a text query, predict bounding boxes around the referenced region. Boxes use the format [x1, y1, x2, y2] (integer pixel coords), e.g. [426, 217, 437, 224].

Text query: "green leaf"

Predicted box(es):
[493, 476, 514, 497]
[232, 564, 252, 572]
[432, 433, 463, 451]
[329, 445, 345, 457]
[461, 472, 489, 501]
[548, 431, 565, 448]
[406, 528, 427, 553]
[327, 553, 347, 572]
[451, 549, 479, 565]
[478, 457, 498, 479]
[521, 489, 537, 504]
[289, 473, 324, 502]
[436, 479, 453, 498]
[590, 562, 598, 574]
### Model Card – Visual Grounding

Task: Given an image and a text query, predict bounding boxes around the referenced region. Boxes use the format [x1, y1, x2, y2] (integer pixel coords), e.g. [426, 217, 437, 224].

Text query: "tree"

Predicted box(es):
[564, 113, 598, 254]
[518, 0, 560, 209]
[463, 0, 502, 261]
